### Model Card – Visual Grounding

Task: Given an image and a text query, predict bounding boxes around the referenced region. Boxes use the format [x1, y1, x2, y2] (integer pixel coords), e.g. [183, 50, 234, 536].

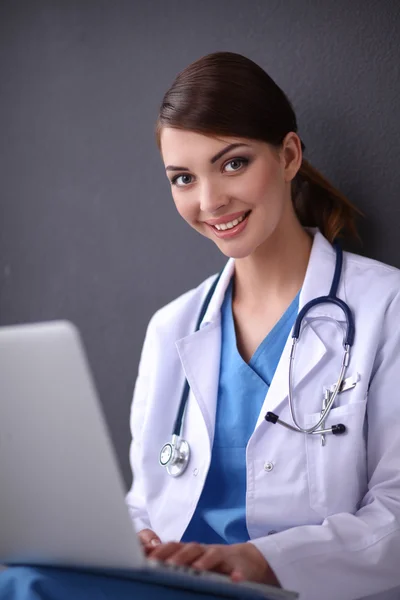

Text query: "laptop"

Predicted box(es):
[0, 321, 297, 599]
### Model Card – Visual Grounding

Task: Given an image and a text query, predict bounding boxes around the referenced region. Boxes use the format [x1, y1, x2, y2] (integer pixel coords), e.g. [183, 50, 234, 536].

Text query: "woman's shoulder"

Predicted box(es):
[344, 249, 400, 303]
[146, 272, 219, 339]
[345, 249, 400, 280]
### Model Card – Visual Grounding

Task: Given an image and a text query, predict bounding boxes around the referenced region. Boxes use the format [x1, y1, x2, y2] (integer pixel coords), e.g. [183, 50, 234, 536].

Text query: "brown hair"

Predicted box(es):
[156, 52, 361, 243]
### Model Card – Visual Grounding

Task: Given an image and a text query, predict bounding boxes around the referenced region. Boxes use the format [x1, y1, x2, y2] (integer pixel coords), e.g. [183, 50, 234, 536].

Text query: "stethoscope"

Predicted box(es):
[159, 243, 355, 477]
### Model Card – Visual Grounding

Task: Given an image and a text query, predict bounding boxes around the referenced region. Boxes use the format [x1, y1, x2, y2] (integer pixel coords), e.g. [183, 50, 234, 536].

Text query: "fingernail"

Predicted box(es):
[151, 539, 161, 547]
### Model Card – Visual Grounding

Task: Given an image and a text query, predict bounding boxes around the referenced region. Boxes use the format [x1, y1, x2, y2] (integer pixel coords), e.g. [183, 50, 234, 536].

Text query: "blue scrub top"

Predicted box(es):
[182, 279, 299, 544]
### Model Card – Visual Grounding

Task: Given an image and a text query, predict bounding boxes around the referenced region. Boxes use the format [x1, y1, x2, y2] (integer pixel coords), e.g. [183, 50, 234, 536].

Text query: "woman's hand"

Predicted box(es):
[147, 541, 280, 586]
[138, 528, 161, 555]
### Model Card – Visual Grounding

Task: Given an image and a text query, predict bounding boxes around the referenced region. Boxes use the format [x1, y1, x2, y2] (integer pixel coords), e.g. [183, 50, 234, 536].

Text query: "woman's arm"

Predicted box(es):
[125, 315, 157, 533]
[246, 291, 400, 600]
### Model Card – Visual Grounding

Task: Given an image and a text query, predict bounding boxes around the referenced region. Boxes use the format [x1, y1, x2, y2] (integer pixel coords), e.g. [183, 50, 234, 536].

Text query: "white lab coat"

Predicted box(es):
[126, 231, 400, 600]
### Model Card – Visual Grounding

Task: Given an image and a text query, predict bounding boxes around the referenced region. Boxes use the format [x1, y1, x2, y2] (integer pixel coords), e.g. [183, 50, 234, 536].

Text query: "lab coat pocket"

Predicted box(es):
[305, 400, 368, 519]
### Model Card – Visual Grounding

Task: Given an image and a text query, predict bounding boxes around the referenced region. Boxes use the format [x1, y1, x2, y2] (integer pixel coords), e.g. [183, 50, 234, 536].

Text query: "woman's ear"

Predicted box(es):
[281, 132, 303, 183]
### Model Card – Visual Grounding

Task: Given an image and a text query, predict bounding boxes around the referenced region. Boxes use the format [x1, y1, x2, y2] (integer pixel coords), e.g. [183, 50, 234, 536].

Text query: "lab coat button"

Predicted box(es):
[193, 468, 198, 476]
[264, 462, 274, 472]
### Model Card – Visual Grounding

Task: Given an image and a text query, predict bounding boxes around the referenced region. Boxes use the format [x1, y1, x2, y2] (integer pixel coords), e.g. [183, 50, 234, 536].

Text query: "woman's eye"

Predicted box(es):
[223, 158, 249, 173]
[171, 174, 193, 187]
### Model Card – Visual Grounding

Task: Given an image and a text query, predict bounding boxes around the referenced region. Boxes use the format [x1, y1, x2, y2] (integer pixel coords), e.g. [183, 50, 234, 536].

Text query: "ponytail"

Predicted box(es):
[292, 159, 362, 243]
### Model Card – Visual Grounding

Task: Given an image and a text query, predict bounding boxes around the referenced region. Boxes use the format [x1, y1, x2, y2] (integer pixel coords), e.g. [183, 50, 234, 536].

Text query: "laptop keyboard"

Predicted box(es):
[146, 559, 298, 599]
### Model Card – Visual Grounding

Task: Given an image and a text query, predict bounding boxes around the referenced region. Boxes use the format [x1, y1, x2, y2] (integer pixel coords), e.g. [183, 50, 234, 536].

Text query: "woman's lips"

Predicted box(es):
[205, 211, 251, 239]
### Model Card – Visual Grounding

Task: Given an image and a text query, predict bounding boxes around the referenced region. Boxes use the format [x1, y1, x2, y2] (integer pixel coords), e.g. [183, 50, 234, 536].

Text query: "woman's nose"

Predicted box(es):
[199, 182, 229, 214]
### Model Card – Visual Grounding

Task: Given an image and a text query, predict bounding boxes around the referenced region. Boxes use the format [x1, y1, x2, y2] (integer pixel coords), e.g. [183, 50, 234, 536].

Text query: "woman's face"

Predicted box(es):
[160, 128, 301, 259]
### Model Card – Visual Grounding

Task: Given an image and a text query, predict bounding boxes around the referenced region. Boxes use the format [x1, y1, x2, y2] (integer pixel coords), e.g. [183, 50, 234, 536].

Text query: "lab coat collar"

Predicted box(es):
[198, 258, 235, 329]
[298, 229, 349, 320]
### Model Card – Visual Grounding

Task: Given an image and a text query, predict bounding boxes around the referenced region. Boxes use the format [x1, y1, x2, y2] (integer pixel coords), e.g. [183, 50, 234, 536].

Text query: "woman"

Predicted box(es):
[126, 52, 400, 600]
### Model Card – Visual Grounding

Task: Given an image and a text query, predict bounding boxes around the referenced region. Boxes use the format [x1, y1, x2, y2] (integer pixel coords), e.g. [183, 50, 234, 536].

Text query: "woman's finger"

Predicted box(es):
[192, 547, 229, 572]
[143, 540, 162, 556]
[138, 529, 161, 547]
[230, 569, 245, 582]
[147, 541, 183, 561]
[165, 542, 205, 566]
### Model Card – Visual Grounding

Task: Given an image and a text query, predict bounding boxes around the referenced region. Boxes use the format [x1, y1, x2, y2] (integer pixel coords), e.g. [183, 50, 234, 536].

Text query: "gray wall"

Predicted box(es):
[1, 0, 399, 486]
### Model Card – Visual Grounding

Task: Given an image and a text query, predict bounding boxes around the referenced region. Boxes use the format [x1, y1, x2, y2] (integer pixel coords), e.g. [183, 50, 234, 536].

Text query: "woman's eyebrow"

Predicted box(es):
[165, 143, 251, 172]
[210, 142, 250, 164]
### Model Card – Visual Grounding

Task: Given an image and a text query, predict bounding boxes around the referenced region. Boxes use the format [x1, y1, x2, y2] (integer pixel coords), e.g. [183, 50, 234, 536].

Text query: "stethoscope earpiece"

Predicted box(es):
[266, 412, 347, 437]
[331, 424, 346, 435]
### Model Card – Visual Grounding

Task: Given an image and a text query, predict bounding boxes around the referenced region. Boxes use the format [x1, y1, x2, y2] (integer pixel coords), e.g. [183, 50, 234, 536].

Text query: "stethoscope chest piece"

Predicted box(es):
[159, 434, 190, 477]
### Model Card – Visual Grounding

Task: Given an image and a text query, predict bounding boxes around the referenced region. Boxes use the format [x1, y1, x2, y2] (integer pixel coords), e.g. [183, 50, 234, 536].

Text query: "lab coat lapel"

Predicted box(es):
[255, 231, 346, 426]
[175, 260, 235, 450]
[175, 321, 221, 451]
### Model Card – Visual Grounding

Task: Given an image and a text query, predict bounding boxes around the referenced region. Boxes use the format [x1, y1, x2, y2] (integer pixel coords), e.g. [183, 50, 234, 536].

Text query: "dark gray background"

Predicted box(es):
[1, 0, 399, 487]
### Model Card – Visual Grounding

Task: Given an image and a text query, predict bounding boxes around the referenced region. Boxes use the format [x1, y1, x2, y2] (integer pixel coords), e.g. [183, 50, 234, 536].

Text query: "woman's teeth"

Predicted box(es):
[214, 214, 245, 231]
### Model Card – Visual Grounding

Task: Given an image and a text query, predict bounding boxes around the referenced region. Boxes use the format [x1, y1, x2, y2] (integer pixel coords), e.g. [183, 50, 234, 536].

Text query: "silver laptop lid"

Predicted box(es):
[0, 321, 144, 570]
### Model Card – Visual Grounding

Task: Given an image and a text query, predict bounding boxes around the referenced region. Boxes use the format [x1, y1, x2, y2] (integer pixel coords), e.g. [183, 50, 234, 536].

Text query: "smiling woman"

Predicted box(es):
[156, 52, 360, 245]
[125, 52, 400, 600]
[160, 128, 304, 261]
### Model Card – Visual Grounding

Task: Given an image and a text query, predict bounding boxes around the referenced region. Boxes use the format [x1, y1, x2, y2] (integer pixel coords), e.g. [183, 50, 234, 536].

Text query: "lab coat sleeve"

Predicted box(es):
[125, 315, 156, 533]
[250, 291, 400, 600]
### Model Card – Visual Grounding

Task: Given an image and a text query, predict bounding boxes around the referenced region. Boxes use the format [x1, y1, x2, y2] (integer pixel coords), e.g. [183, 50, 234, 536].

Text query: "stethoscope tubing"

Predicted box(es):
[172, 273, 222, 437]
[286, 340, 350, 434]
[279, 243, 355, 434]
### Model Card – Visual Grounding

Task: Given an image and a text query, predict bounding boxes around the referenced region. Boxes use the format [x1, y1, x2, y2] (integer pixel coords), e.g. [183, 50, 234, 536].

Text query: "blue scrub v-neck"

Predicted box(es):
[182, 279, 299, 544]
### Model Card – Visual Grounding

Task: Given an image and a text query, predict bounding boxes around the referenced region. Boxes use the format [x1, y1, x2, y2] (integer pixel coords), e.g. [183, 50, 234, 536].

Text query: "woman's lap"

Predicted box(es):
[0, 566, 224, 600]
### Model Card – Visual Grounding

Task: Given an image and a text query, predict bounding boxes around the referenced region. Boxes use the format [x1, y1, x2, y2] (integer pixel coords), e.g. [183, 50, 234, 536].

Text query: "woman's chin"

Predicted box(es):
[215, 242, 255, 260]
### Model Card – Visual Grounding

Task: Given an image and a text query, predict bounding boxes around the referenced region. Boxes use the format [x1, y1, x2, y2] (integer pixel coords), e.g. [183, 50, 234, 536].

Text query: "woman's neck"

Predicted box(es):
[233, 218, 312, 310]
